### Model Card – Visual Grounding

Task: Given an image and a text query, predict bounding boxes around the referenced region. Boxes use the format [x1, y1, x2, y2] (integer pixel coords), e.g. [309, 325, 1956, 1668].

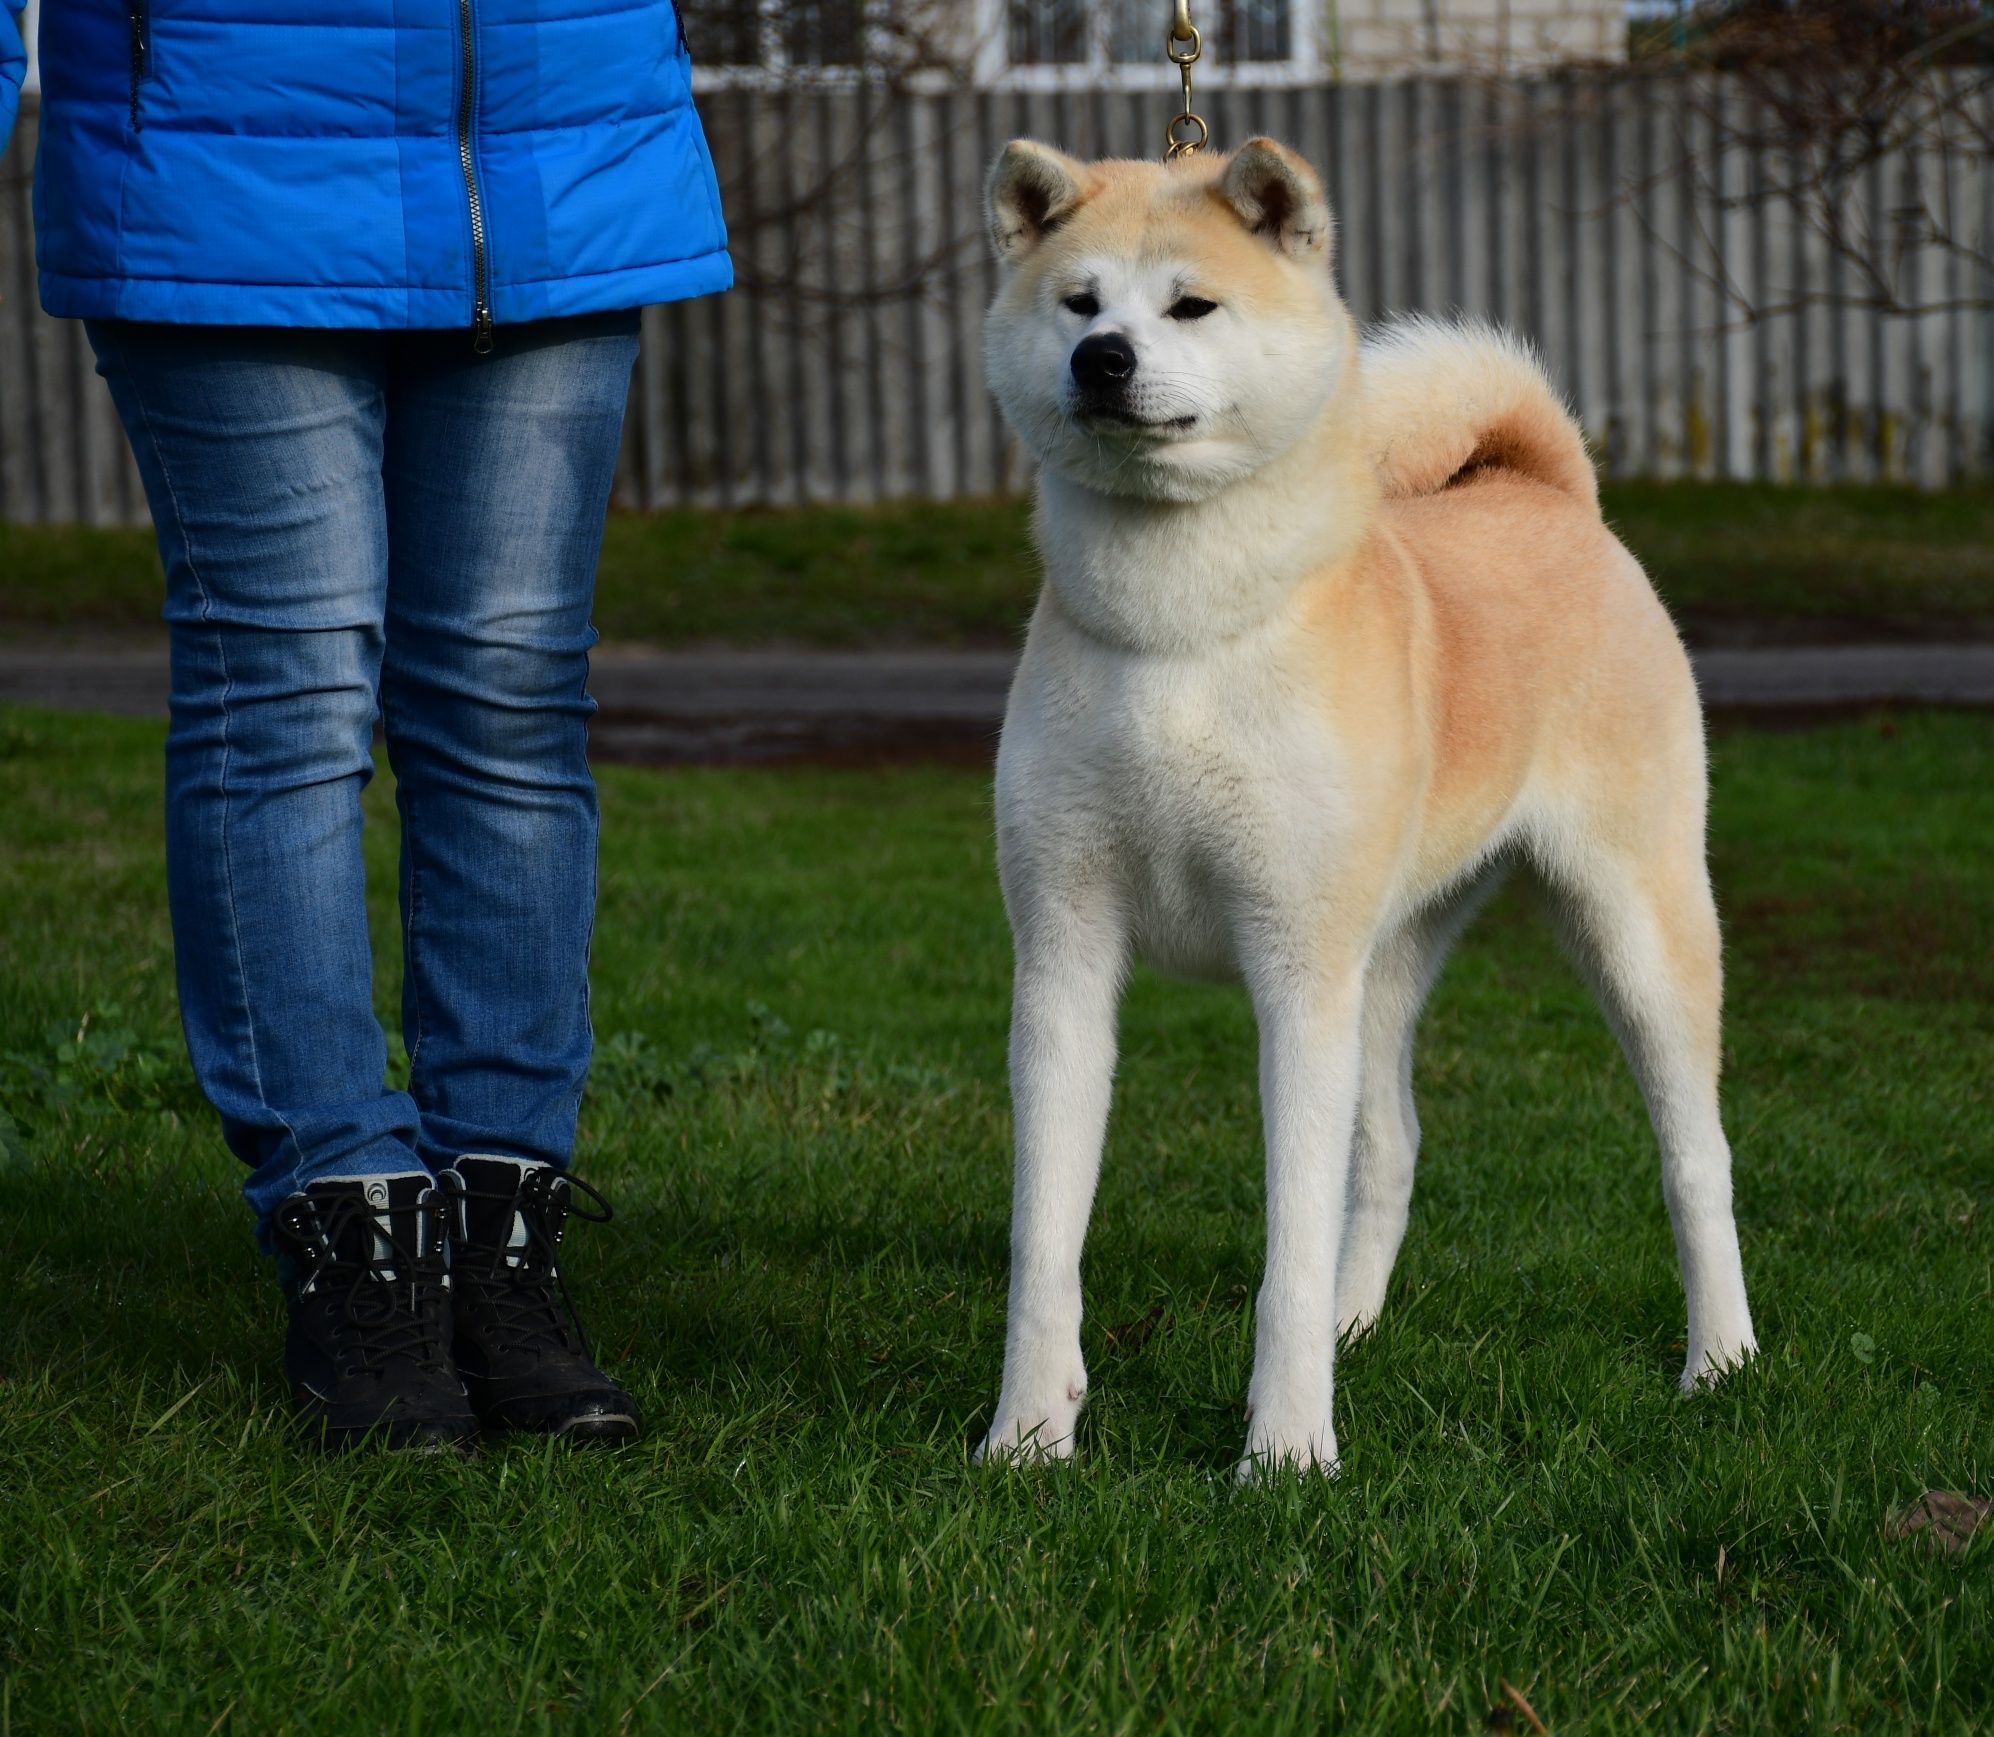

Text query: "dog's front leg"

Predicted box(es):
[977, 891, 1125, 1464]
[1241, 965, 1365, 1480]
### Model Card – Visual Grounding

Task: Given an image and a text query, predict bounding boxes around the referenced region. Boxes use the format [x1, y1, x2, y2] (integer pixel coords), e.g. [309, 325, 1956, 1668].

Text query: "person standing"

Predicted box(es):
[0, 0, 728, 1447]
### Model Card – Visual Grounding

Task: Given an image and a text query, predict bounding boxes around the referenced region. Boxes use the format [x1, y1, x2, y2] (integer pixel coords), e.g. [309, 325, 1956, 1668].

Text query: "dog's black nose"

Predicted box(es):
[1071, 332, 1138, 390]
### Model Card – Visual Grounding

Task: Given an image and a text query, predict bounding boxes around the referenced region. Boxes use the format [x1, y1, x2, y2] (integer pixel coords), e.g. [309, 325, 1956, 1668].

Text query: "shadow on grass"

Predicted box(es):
[0, 1152, 272, 1397]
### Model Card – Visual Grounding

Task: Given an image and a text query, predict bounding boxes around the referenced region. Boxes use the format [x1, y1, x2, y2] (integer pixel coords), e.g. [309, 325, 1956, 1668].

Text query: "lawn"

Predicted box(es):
[7, 480, 1994, 647]
[1, 704, 1989, 1732]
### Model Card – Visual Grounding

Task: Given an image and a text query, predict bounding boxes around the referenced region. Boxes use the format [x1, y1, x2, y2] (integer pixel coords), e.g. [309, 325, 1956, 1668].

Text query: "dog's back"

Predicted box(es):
[1343, 317, 1700, 888]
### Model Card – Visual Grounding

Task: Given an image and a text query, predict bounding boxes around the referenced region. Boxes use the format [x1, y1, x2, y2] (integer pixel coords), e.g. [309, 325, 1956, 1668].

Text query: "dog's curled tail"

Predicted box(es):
[1362, 317, 1598, 510]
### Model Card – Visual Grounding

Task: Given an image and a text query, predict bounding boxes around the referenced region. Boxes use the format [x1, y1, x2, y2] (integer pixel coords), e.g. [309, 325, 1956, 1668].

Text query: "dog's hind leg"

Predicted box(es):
[1336, 867, 1505, 1341]
[1534, 825, 1757, 1390]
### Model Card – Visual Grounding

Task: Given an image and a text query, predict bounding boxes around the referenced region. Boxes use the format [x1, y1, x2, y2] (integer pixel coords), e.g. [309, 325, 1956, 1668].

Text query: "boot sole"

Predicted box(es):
[474, 1401, 643, 1442]
[294, 1391, 481, 1454]
[551, 1409, 641, 1443]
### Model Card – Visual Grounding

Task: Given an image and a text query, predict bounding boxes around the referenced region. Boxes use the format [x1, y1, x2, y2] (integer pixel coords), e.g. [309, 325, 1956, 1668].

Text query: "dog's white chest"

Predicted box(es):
[998, 632, 1351, 983]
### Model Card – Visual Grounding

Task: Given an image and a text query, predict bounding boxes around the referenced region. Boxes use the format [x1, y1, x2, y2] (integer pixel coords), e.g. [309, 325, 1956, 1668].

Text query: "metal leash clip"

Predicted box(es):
[1164, 0, 1208, 160]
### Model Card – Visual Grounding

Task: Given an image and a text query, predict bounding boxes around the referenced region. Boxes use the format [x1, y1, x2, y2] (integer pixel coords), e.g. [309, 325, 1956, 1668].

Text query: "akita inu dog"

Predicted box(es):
[974, 137, 1757, 1478]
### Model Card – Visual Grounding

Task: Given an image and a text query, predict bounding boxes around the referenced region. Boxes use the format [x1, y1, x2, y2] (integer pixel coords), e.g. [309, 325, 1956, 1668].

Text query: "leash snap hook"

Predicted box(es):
[1163, 0, 1207, 161]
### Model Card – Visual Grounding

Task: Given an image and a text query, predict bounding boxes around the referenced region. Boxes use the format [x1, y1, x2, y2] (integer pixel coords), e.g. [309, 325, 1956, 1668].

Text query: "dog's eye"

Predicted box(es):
[1167, 296, 1219, 321]
[1062, 293, 1100, 318]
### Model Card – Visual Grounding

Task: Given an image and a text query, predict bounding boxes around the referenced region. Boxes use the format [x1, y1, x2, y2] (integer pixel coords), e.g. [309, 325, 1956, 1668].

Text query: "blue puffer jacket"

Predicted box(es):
[0, 0, 730, 334]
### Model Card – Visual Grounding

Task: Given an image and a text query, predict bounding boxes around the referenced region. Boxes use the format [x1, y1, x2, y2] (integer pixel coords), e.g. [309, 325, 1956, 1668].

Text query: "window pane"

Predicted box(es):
[1108, 0, 1156, 65]
[679, 0, 762, 65]
[788, 0, 866, 65]
[673, 0, 757, 64]
[1006, 0, 1296, 72]
[1009, 0, 1088, 66]
[1221, 0, 1290, 63]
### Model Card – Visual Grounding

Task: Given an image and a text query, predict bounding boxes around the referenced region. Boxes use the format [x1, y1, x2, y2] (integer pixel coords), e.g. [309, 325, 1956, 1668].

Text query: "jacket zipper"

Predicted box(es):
[127, 4, 149, 132]
[455, 0, 494, 353]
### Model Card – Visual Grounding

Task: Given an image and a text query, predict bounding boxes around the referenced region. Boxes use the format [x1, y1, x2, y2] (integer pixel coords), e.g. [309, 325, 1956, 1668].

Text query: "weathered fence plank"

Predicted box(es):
[5, 75, 1994, 525]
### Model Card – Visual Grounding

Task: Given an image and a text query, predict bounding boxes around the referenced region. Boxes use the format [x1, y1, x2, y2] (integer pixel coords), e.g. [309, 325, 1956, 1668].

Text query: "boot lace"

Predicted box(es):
[276, 1191, 455, 1382]
[455, 1168, 614, 1360]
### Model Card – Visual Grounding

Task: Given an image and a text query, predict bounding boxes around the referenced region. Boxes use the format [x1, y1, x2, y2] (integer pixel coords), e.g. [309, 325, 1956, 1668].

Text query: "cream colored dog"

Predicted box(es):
[974, 136, 1758, 1480]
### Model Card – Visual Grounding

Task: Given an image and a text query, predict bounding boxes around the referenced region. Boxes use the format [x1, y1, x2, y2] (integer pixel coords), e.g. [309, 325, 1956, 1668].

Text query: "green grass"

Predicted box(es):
[1, 705, 1990, 1731]
[8, 481, 1994, 647]
[0, 498, 1039, 649]
[1602, 483, 1994, 640]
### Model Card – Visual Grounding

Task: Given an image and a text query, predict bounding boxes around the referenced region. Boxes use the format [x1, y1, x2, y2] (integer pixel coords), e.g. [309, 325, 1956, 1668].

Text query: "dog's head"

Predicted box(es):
[982, 138, 1351, 503]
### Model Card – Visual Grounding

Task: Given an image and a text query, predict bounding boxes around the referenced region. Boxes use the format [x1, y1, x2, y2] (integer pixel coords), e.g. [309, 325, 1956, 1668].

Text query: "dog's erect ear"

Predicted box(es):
[987, 140, 1091, 262]
[1217, 138, 1331, 261]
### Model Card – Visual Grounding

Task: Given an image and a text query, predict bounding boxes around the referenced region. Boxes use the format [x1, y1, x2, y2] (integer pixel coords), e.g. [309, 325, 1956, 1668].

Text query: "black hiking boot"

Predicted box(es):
[270, 1174, 479, 1452]
[443, 1155, 640, 1441]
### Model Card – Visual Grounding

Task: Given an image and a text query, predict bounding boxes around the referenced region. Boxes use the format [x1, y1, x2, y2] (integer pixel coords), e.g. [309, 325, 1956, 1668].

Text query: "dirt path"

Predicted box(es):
[3, 640, 1990, 765]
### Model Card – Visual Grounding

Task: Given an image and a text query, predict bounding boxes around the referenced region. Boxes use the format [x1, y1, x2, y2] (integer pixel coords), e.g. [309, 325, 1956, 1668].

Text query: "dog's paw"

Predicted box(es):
[1679, 1330, 1759, 1393]
[975, 1419, 1079, 1466]
[1236, 1408, 1339, 1485]
[1334, 1296, 1383, 1344]
[974, 1369, 1087, 1466]
[1332, 1252, 1392, 1344]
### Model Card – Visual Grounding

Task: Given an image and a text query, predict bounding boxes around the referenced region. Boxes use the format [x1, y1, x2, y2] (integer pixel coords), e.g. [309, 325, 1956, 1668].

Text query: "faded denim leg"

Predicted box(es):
[89, 322, 424, 1237]
[378, 313, 640, 1174]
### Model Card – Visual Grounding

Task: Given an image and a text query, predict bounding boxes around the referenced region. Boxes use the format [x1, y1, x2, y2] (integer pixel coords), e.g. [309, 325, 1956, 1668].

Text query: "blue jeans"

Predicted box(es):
[89, 314, 641, 1238]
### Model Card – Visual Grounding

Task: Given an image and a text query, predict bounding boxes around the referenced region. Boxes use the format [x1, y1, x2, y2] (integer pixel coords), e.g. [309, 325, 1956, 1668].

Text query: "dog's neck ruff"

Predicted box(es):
[1034, 416, 1374, 655]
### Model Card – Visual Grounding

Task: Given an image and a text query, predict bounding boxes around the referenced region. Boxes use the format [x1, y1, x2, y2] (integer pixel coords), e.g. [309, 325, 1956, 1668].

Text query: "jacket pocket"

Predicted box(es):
[127, 4, 150, 132]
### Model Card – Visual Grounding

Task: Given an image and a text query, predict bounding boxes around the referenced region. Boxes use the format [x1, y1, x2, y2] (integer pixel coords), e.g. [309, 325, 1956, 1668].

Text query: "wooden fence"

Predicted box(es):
[4, 73, 1993, 524]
